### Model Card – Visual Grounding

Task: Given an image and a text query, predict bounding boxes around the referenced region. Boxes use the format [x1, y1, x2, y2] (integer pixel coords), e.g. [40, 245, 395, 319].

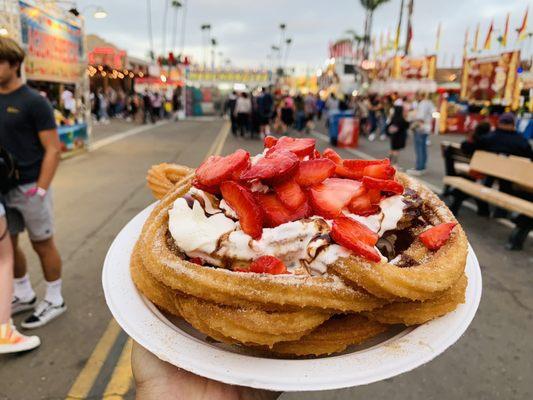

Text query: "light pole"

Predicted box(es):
[278, 23, 286, 68]
[210, 38, 217, 70]
[200, 23, 211, 69]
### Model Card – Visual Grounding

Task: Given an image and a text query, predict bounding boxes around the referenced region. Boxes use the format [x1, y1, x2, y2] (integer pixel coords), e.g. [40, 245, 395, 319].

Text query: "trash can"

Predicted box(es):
[337, 117, 359, 148]
[328, 111, 355, 146]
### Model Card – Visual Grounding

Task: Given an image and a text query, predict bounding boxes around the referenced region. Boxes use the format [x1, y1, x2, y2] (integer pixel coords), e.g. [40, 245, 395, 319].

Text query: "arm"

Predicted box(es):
[36, 129, 61, 191]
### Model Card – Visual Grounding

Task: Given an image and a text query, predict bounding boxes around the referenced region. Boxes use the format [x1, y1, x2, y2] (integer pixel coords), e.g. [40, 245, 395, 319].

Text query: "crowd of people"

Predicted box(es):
[90, 87, 182, 124]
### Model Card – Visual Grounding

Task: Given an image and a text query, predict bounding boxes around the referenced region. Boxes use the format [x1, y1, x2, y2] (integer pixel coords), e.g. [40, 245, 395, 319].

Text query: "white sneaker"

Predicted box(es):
[11, 296, 37, 315]
[0, 321, 41, 354]
[21, 300, 67, 329]
[406, 169, 426, 176]
[368, 133, 376, 141]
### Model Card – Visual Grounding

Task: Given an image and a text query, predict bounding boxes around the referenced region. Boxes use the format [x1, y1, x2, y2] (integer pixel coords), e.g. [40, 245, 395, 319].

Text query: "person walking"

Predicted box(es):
[0, 201, 40, 353]
[386, 100, 409, 165]
[225, 92, 238, 135]
[304, 92, 317, 133]
[407, 92, 435, 176]
[257, 87, 274, 137]
[0, 37, 66, 329]
[142, 89, 155, 124]
[234, 92, 252, 137]
[279, 96, 295, 134]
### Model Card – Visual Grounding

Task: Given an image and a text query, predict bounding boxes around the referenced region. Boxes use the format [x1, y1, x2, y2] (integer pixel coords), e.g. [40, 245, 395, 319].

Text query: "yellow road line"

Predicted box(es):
[204, 121, 230, 160]
[65, 319, 121, 399]
[102, 338, 133, 399]
[65, 120, 232, 399]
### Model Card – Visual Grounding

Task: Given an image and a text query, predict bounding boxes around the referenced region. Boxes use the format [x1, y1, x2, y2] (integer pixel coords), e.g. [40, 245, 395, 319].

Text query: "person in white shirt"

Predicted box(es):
[407, 92, 435, 176]
[60, 89, 76, 118]
[234, 92, 252, 137]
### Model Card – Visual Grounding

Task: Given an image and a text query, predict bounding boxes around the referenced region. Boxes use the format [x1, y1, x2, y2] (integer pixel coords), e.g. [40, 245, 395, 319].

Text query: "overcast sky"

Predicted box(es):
[78, 0, 530, 72]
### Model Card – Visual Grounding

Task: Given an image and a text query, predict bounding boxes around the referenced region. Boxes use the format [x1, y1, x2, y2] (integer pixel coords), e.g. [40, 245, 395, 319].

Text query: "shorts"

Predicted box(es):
[5, 182, 54, 241]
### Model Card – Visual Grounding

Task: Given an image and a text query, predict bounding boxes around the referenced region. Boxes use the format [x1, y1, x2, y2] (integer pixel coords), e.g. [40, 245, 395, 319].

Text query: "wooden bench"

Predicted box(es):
[440, 141, 472, 196]
[443, 151, 533, 250]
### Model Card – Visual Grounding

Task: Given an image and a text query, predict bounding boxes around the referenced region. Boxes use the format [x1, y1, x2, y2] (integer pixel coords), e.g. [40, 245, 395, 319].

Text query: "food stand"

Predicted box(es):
[18, 0, 89, 154]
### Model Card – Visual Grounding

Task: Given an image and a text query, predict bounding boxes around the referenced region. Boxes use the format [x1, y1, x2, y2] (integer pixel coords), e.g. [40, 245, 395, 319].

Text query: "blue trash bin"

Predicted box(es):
[328, 111, 355, 146]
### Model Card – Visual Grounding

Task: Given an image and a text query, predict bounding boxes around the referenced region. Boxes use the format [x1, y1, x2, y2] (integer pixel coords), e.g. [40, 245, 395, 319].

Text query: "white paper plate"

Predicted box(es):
[102, 203, 482, 392]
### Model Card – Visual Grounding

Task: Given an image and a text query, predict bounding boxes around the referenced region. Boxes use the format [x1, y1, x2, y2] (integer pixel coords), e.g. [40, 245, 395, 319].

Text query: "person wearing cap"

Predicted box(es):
[465, 113, 533, 160]
[0, 36, 66, 329]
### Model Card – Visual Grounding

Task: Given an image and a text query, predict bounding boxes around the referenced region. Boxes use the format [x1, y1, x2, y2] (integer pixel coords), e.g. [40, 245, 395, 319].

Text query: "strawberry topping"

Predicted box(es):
[268, 136, 316, 157]
[295, 159, 336, 186]
[255, 192, 311, 227]
[192, 177, 221, 195]
[309, 178, 362, 218]
[273, 179, 306, 210]
[240, 149, 299, 183]
[264, 135, 278, 148]
[330, 217, 381, 262]
[419, 222, 457, 250]
[362, 176, 404, 195]
[195, 149, 250, 187]
[248, 255, 287, 274]
[363, 163, 396, 180]
[220, 181, 263, 239]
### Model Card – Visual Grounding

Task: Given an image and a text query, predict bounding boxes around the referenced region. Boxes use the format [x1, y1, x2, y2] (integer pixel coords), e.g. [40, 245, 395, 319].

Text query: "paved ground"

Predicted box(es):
[0, 119, 531, 399]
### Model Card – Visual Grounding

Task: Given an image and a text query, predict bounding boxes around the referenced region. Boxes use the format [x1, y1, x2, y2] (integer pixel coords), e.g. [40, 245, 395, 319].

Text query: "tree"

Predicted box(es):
[359, 0, 391, 59]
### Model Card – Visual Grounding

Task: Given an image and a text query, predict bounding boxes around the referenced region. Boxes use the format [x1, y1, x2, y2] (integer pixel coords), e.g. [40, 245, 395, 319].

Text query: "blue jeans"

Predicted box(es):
[414, 132, 428, 170]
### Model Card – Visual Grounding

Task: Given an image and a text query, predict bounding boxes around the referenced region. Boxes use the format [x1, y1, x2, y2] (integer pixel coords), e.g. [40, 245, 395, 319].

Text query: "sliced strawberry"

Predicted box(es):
[362, 176, 404, 194]
[367, 188, 382, 204]
[220, 181, 263, 239]
[249, 255, 287, 274]
[189, 257, 204, 265]
[363, 163, 396, 180]
[322, 149, 362, 179]
[343, 158, 390, 170]
[268, 136, 316, 157]
[312, 149, 322, 159]
[309, 178, 362, 218]
[240, 149, 299, 184]
[322, 148, 343, 164]
[295, 159, 336, 186]
[348, 193, 372, 214]
[255, 192, 311, 227]
[264, 135, 278, 148]
[331, 217, 381, 262]
[231, 157, 251, 180]
[273, 179, 306, 210]
[192, 177, 220, 195]
[195, 149, 250, 186]
[419, 222, 457, 250]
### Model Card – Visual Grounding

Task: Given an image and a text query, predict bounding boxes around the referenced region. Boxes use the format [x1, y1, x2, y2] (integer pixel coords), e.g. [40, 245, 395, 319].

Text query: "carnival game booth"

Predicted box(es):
[18, 1, 89, 155]
[442, 51, 524, 134]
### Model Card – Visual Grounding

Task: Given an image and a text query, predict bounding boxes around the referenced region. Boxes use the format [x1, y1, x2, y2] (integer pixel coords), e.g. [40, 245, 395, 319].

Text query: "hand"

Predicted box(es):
[131, 341, 281, 400]
[24, 186, 46, 199]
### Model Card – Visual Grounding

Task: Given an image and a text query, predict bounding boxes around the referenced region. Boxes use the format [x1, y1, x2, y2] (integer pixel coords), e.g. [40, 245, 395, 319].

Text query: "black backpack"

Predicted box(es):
[0, 145, 19, 193]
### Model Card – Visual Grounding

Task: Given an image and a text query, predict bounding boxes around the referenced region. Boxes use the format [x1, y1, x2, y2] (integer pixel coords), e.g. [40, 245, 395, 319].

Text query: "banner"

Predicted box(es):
[186, 69, 269, 84]
[19, 1, 84, 83]
[460, 51, 520, 106]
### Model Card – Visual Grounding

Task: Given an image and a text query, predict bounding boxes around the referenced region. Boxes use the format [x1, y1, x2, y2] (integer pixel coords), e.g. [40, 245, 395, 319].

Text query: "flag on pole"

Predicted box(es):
[379, 31, 384, 57]
[516, 6, 529, 41]
[394, 0, 405, 52]
[483, 20, 493, 50]
[463, 27, 469, 57]
[404, 0, 414, 55]
[435, 22, 442, 52]
[501, 13, 510, 47]
[472, 23, 480, 51]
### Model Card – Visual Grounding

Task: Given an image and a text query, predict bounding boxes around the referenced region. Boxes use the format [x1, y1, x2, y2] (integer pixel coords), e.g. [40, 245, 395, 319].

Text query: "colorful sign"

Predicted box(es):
[372, 55, 436, 81]
[88, 47, 127, 70]
[186, 69, 269, 84]
[19, 1, 83, 83]
[58, 123, 88, 153]
[460, 51, 520, 106]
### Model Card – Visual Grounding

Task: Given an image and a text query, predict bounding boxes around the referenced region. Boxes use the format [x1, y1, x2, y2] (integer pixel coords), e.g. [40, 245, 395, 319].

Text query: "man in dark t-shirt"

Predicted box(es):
[0, 37, 66, 330]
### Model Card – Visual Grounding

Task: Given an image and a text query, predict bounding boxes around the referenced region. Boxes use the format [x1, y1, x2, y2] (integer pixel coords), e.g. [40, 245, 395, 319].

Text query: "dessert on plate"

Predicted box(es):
[132, 136, 468, 356]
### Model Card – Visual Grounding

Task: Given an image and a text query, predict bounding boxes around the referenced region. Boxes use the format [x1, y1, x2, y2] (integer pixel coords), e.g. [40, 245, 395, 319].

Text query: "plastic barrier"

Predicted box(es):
[337, 117, 359, 148]
[328, 111, 355, 146]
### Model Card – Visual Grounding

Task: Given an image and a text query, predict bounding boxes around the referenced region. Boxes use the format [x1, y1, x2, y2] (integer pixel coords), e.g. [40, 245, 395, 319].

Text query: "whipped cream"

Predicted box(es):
[168, 198, 235, 254]
[168, 186, 407, 275]
[344, 194, 406, 235]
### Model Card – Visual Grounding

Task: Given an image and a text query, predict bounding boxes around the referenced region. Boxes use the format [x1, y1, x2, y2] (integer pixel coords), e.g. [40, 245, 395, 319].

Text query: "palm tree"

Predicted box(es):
[359, 0, 391, 59]
[345, 29, 365, 60]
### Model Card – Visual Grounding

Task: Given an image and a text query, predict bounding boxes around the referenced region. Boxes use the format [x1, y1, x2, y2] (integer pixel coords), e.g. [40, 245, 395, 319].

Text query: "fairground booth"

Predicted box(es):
[2, 1, 90, 155]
